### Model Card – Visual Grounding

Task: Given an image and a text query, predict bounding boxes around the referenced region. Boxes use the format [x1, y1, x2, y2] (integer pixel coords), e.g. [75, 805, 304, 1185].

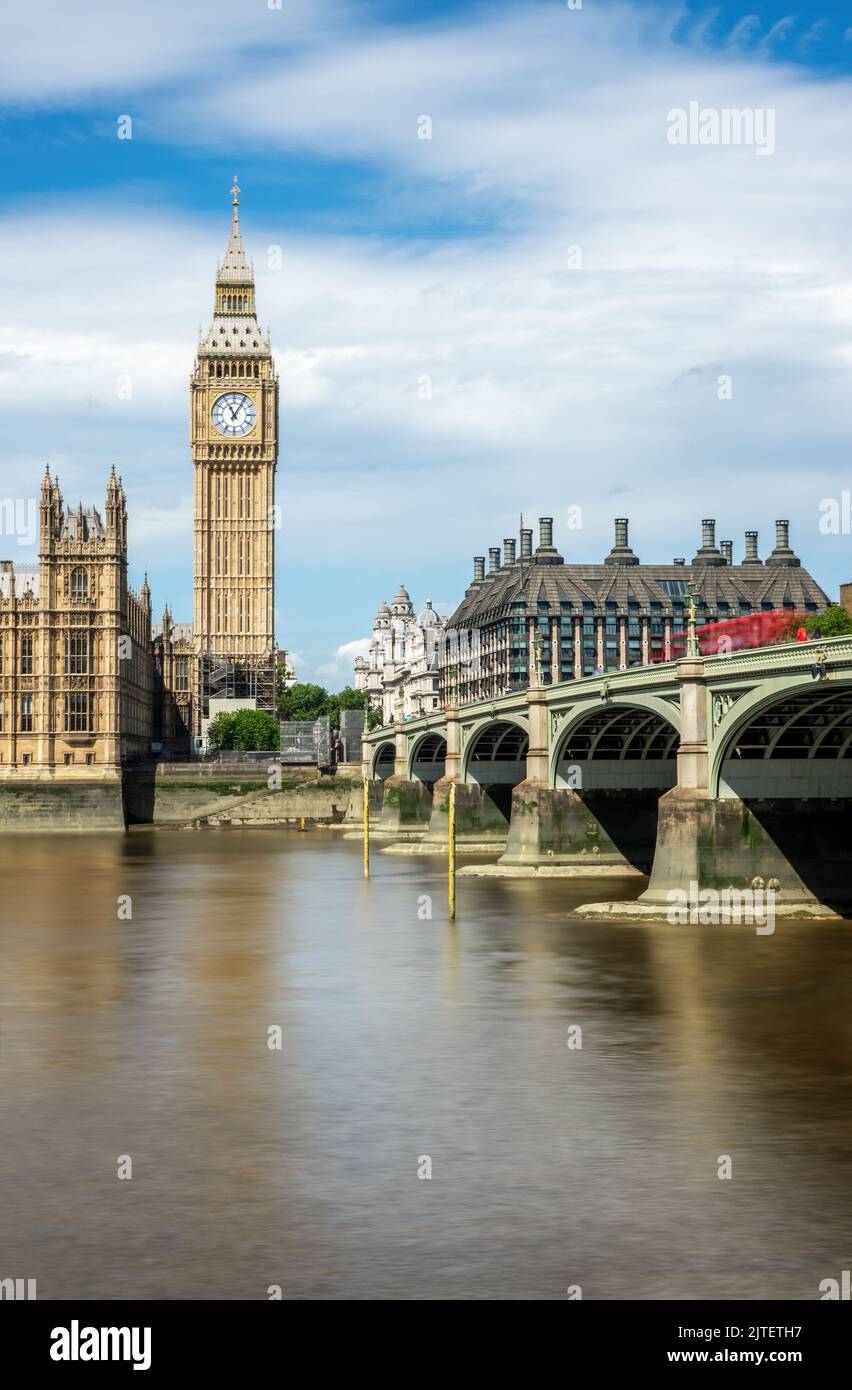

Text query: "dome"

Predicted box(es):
[391, 583, 413, 614]
[418, 599, 442, 628]
[374, 600, 391, 627]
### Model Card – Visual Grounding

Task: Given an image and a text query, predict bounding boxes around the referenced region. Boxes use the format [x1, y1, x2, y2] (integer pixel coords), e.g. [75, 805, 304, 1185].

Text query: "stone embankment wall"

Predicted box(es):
[0, 782, 126, 832]
[124, 763, 359, 828]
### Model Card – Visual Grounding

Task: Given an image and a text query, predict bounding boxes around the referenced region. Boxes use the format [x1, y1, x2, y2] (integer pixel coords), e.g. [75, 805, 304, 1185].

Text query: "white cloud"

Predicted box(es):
[336, 637, 371, 661]
[3, 2, 852, 668]
[0, 0, 345, 101]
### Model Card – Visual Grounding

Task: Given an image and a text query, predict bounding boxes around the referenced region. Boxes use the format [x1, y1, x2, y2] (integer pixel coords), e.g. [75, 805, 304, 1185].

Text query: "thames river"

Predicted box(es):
[1, 829, 850, 1301]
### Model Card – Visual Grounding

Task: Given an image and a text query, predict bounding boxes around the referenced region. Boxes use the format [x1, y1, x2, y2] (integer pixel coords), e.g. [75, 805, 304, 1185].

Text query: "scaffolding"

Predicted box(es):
[199, 650, 277, 720]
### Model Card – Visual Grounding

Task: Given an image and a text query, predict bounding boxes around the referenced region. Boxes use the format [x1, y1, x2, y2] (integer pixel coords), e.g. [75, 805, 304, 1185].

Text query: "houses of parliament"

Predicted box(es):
[0, 179, 279, 777]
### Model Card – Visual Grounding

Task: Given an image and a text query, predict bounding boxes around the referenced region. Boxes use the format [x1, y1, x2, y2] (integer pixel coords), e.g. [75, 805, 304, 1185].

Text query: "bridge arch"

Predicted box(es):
[548, 697, 680, 872]
[408, 731, 447, 784]
[462, 716, 529, 784]
[550, 696, 681, 790]
[371, 740, 396, 780]
[461, 716, 529, 822]
[710, 676, 852, 913]
[712, 677, 852, 799]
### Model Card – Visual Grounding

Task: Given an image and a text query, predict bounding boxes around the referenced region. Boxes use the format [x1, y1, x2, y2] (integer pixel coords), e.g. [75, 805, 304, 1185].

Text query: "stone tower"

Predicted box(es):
[191, 177, 278, 728]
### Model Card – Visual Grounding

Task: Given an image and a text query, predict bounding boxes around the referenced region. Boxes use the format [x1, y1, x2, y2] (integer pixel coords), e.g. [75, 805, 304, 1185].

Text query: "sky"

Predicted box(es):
[2, 0, 852, 681]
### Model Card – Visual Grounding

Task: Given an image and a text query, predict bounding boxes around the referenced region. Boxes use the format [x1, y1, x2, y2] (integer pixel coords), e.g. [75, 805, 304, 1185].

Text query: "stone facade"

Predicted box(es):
[189, 176, 279, 736]
[0, 467, 153, 778]
[354, 584, 446, 724]
[0, 179, 280, 779]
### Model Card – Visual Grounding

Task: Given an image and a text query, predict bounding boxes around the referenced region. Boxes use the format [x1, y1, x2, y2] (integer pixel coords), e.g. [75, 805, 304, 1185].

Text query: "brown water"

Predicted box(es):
[1, 828, 851, 1301]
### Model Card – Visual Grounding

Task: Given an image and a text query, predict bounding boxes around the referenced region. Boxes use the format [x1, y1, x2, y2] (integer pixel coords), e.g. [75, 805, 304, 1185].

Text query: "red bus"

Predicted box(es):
[668, 609, 803, 661]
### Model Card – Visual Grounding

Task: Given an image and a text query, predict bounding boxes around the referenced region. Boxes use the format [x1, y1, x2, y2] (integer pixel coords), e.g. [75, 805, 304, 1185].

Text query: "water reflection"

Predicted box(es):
[1, 829, 850, 1300]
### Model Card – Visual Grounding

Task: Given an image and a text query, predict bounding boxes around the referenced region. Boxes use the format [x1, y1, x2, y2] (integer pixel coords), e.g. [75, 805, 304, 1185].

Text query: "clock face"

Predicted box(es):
[211, 391, 256, 437]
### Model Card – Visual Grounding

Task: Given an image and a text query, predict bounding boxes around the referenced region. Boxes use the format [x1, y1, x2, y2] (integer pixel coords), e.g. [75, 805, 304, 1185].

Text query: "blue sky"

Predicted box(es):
[2, 0, 852, 679]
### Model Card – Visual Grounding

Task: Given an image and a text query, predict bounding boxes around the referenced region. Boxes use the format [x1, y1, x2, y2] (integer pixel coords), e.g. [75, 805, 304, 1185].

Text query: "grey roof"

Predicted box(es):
[449, 551, 829, 627]
[199, 316, 268, 356]
[60, 507, 105, 542]
[418, 600, 443, 628]
[0, 565, 40, 600]
[152, 622, 194, 644]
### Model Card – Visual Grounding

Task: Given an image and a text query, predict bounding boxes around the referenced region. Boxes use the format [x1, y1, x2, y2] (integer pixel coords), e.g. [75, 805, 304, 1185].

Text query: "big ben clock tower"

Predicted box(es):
[191, 178, 278, 732]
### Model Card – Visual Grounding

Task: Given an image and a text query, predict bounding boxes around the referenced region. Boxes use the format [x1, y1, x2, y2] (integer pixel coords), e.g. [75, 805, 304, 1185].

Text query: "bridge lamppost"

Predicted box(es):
[533, 626, 544, 686]
[684, 589, 700, 658]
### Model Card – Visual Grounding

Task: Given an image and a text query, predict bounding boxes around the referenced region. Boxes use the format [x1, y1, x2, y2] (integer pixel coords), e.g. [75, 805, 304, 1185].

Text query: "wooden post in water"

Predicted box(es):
[448, 780, 456, 920]
[362, 777, 370, 879]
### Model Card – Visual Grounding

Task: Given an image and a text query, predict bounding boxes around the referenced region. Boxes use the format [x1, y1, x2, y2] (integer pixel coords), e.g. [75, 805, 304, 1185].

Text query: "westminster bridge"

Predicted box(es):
[361, 636, 852, 916]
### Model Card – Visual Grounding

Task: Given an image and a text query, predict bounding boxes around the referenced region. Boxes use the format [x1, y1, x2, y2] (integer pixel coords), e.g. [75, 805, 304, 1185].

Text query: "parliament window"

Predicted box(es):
[65, 693, 90, 733]
[20, 694, 33, 731]
[20, 634, 33, 673]
[66, 633, 90, 675]
[71, 567, 88, 598]
[175, 657, 190, 692]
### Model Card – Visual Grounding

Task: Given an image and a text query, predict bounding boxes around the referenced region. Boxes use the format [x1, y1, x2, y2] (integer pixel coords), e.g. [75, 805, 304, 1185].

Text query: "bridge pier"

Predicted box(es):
[421, 775, 510, 847]
[338, 777, 384, 832]
[633, 788, 833, 914]
[498, 783, 648, 873]
[578, 656, 841, 919]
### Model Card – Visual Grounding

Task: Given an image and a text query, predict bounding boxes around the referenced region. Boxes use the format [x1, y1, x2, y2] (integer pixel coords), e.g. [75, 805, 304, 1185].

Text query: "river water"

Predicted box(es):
[1, 828, 850, 1301]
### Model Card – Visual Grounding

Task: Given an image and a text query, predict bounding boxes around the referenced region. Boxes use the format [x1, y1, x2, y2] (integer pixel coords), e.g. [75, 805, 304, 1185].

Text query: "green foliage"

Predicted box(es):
[804, 604, 852, 638]
[277, 681, 330, 722]
[365, 705, 383, 732]
[207, 709, 280, 752]
[206, 711, 234, 751]
[325, 686, 369, 729]
[277, 681, 373, 730]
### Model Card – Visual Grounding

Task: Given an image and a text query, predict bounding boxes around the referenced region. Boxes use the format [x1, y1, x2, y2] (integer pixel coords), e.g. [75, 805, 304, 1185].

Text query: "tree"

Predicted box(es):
[231, 709, 280, 751]
[325, 685, 369, 729]
[207, 711, 235, 751]
[365, 705, 383, 732]
[804, 605, 852, 638]
[277, 682, 330, 722]
[276, 679, 383, 737]
[207, 709, 280, 752]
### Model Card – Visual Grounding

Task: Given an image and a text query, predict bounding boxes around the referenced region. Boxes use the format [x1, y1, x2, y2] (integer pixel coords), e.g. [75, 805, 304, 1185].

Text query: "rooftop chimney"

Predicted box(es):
[742, 530, 762, 566]
[532, 515, 563, 564]
[488, 546, 501, 574]
[692, 518, 725, 566]
[520, 528, 533, 560]
[473, 556, 485, 582]
[766, 518, 800, 568]
[503, 537, 516, 565]
[605, 516, 640, 567]
[721, 540, 733, 565]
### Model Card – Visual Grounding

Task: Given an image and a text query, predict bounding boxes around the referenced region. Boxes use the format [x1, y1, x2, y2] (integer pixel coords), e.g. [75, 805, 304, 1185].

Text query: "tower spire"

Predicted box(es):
[217, 174, 252, 286]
